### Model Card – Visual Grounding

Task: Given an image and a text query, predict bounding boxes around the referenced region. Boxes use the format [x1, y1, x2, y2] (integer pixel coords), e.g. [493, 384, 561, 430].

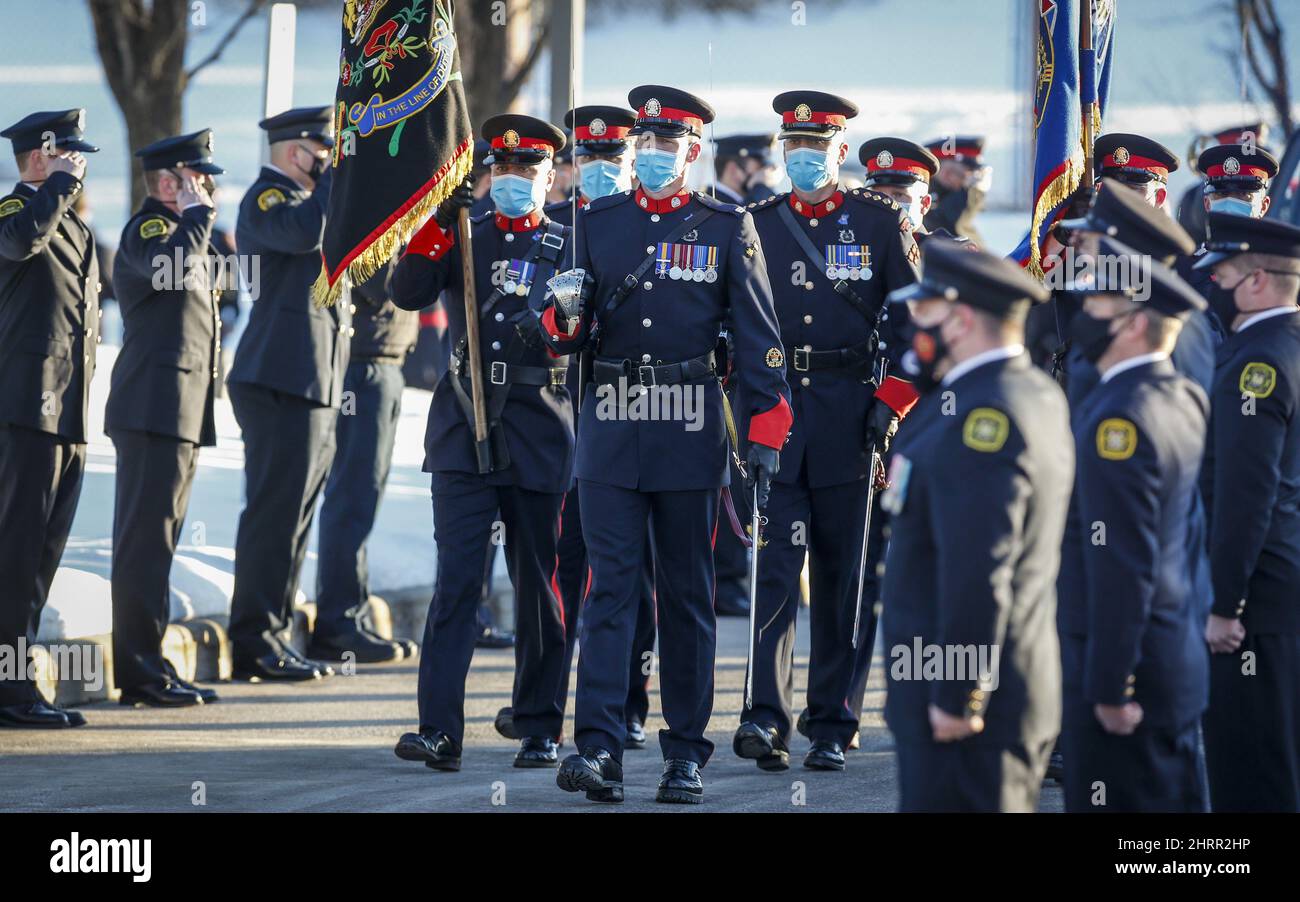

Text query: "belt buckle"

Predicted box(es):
[793, 348, 810, 372]
[541, 230, 565, 251]
[549, 368, 566, 388]
[637, 364, 657, 387]
[490, 361, 507, 385]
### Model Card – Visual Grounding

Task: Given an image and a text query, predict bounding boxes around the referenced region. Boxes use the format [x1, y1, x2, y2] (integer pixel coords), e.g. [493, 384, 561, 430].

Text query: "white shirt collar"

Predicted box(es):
[1235, 306, 1297, 333]
[942, 344, 1024, 387]
[1101, 351, 1167, 384]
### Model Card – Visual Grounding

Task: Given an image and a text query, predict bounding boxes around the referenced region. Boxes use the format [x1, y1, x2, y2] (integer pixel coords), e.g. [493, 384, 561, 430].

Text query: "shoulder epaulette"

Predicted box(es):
[584, 190, 634, 214]
[470, 209, 495, 225]
[746, 192, 789, 215]
[847, 186, 903, 213]
[695, 192, 746, 215]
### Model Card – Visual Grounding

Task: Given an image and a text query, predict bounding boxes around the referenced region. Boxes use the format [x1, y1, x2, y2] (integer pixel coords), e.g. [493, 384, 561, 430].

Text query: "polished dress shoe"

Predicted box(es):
[494, 705, 518, 740]
[475, 625, 515, 649]
[232, 652, 327, 682]
[280, 645, 336, 677]
[359, 624, 418, 659]
[0, 701, 72, 728]
[171, 677, 220, 704]
[656, 758, 704, 804]
[57, 706, 88, 727]
[625, 719, 647, 749]
[394, 728, 462, 771]
[557, 747, 623, 802]
[307, 629, 401, 664]
[803, 739, 846, 771]
[515, 736, 559, 768]
[733, 721, 789, 771]
[120, 681, 203, 708]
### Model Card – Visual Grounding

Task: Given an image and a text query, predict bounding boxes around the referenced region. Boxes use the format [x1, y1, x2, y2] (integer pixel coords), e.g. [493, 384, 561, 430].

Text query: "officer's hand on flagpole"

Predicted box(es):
[435, 176, 476, 229]
[745, 444, 779, 511]
[863, 398, 900, 454]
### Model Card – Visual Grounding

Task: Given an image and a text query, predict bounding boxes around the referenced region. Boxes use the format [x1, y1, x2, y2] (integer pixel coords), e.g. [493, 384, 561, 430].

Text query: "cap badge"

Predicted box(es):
[502, 129, 520, 149]
[589, 118, 607, 136]
[1113, 146, 1130, 165]
[644, 98, 662, 117]
[1224, 156, 1241, 175]
[875, 150, 894, 168]
[794, 103, 813, 122]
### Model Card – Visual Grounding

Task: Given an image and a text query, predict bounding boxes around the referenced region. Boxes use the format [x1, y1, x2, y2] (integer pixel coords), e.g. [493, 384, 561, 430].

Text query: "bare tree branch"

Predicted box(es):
[185, 0, 270, 82]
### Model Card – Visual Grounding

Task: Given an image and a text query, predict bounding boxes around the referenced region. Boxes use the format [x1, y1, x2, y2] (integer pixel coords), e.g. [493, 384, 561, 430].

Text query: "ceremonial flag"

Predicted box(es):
[314, 0, 473, 306]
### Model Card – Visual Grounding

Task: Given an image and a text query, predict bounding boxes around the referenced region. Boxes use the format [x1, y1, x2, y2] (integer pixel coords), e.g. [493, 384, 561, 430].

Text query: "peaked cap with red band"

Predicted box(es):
[1092, 132, 1179, 184]
[1212, 122, 1270, 147]
[858, 137, 939, 188]
[564, 105, 637, 155]
[480, 113, 567, 166]
[924, 135, 985, 165]
[628, 85, 715, 139]
[771, 90, 858, 140]
[1196, 143, 1279, 192]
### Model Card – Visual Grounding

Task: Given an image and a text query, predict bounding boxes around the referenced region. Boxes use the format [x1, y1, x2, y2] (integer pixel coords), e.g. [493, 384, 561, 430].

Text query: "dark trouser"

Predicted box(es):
[846, 491, 889, 722]
[895, 735, 1054, 813]
[315, 360, 404, 639]
[0, 425, 85, 706]
[1204, 632, 1300, 812]
[418, 472, 566, 743]
[1060, 636, 1206, 813]
[713, 459, 749, 608]
[228, 384, 338, 660]
[109, 430, 200, 691]
[576, 480, 717, 764]
[554, 485, 657, 723]
[743, 475, 869, 747]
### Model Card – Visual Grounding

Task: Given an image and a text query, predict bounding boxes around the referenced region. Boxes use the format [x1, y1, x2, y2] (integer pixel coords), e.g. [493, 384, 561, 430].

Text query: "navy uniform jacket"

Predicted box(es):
[393, 208, 575, 495]
[543, 198, 582, 400]
[881, 354, 1073, 746]
[542, 188, 791, 492]
[351, 257, 419, 364]
[1068, 358, 1209, 727]
[1200, 310, 1300, 634]
[0, 174, 101, 442]
[924, 183, 985, 247]
[227, 166, 350, 407]
[747, 187, 920, 487]
[106, 198, 220, 446]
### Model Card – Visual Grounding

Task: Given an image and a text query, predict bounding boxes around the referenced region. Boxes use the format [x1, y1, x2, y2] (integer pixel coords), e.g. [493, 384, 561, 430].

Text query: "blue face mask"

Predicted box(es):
[490, 173, 543, 219]
[635, 147, 683, 193]
[786, 147, 834, 193]
[579, 159, 626, 200]
[1209, 196, 1257, 218]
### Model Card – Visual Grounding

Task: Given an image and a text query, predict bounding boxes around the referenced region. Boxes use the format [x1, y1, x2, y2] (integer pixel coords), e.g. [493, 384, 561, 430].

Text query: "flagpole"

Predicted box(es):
[1080, 0, 1096, 179]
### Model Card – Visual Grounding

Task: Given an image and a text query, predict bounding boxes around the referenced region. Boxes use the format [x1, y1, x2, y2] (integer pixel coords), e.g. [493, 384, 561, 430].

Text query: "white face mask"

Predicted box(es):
[899, 182, 929, 229]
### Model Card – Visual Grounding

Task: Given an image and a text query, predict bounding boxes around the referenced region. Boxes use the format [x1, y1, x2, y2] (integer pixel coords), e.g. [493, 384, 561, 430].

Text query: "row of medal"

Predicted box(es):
[655, 241, 720, 283]
[824, 244, 873, 282]
[502, 259, 538, 297]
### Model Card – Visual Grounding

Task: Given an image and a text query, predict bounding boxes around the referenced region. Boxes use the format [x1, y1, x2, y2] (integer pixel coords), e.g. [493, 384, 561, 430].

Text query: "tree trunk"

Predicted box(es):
[88, 0, 189, 210]
[455, 0, 546, 126]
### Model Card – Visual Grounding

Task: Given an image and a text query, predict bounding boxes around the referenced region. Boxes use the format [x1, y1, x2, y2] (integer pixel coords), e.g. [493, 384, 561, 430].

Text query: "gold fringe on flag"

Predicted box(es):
[1026, 145, 1084, 280]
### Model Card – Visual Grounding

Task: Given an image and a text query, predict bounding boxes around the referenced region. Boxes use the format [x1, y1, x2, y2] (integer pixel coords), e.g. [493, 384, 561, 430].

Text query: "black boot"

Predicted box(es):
[656, 758, 704, 804]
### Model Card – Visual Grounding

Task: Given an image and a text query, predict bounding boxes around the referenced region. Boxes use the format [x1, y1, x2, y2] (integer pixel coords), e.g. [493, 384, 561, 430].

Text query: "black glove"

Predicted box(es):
[864, 398, 900, 454]
[511, 309, 544, 351]
[745, 443, 780, 510]
[435, 176, 476, 229]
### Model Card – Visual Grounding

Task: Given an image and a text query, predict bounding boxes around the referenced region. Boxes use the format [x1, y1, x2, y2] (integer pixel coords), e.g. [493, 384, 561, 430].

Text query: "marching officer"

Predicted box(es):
[226, 106, 345, 681]
[881, 239, 1071, 812]
[0, 109, 100, 728]
[922, 135, 988, 246]
[1091, 133, 1180, 210]
[1194, 213, 1300, 812]
[732, 99, 922, 773]
[712, 133, 780, 207]
[1058, 239, 1211, 812]
[544, 85, 792, 804]
[1176, 123, 1270, 240]
[107, 130, 226, 707]
[391, 114, 574, 771]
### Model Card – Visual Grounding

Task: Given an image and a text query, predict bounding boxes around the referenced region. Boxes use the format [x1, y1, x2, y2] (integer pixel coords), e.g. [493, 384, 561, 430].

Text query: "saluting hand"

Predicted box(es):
[1094, 702, 1143, 736]
[45, 151, 86, 181]
[177, 175, 213, 210]
[1205, 614, 1246, 654]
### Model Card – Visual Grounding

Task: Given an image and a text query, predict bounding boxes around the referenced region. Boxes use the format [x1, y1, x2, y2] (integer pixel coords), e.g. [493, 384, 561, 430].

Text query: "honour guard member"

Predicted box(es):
[1058, 239, 1211, 812]
[226, 106, 344, 682]
[1176, 123, 1270, 240]
[922, 135, 988, 246]
[0, 110, 100, 728]
[1195, 214, 1300, 812]
[391, 114, 574, 771]
[544, 85, 792, 804]
[107, 131, 226, 707]
[712, 133, 780, 207]
[732, 98, 922, 774]
[881, 240, 1071, 812]
[1091, 133, 1180, 209]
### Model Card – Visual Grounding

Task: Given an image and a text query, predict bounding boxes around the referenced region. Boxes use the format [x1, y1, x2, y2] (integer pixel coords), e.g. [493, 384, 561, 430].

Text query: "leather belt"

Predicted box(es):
[790, 338, 877, 373]
[592, 350, 716, 387]
[452, 354, 567, 388]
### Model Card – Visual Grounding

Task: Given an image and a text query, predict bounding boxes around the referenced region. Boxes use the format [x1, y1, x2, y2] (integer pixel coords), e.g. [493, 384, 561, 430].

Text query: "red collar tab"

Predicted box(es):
[635, 105, 703, 136]
[781, 109, 847, 129]
[1205, 159, 1271, 181]
[490, 134, 554, 156]
[867, 154, 933, 180]
[788, 189, 845, 219]
[495, 209, 544, 232]
[635, 187, 691, 213]
[575, 124, 631, 142]
[1101, 152, 1169, 180]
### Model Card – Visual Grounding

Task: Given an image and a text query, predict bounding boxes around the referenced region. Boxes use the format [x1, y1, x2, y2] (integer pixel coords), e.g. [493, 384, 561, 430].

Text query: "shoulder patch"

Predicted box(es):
[765, 347, 784, 368]
[0, 196, 25, 217]
[257, 187, 287, 211]
[1096, 418, 1138, 461]
[962, 407, 1010, 453]
[139, 217, 169, 240]
[1239, 361, 1277, 399]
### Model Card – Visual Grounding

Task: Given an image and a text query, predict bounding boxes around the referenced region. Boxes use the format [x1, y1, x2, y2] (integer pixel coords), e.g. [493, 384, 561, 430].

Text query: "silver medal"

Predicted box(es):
[847, 268, 860, 281]
[704, 268, 717, 283]
[670, 266, 683, 280]
[861, 267, 873, 281]
[503, 280, 517, 295]
[692, 268, 706, 282]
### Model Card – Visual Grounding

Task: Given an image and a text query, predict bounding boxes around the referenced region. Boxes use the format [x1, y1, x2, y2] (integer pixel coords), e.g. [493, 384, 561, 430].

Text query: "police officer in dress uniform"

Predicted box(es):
[545, 85, 792, 804]
[731, 101, 923, 774]
[922, 136, 988, 247]
[1091, 133, 1180, 210]
[1057, 239, 1211, 812]
[712, 133, 780, 208]
[310, 257, 420, 664]
[1195, 213, 1300, 812]
[0, 109, 99, 728]
[881, 239, 1071, 812]
[226, 106, 344, 682]
[391, 115, 574, 771]
[1176, 123, 1270, 241]
[107, 130, 227, 707]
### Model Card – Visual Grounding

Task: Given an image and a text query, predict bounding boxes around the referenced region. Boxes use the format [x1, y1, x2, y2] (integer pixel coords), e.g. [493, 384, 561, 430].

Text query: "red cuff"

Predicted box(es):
[748, 395, 793, 449]
[406, 217, 454, 261]
[875, 375, 919, 418]
[541, 306, 578, 340]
